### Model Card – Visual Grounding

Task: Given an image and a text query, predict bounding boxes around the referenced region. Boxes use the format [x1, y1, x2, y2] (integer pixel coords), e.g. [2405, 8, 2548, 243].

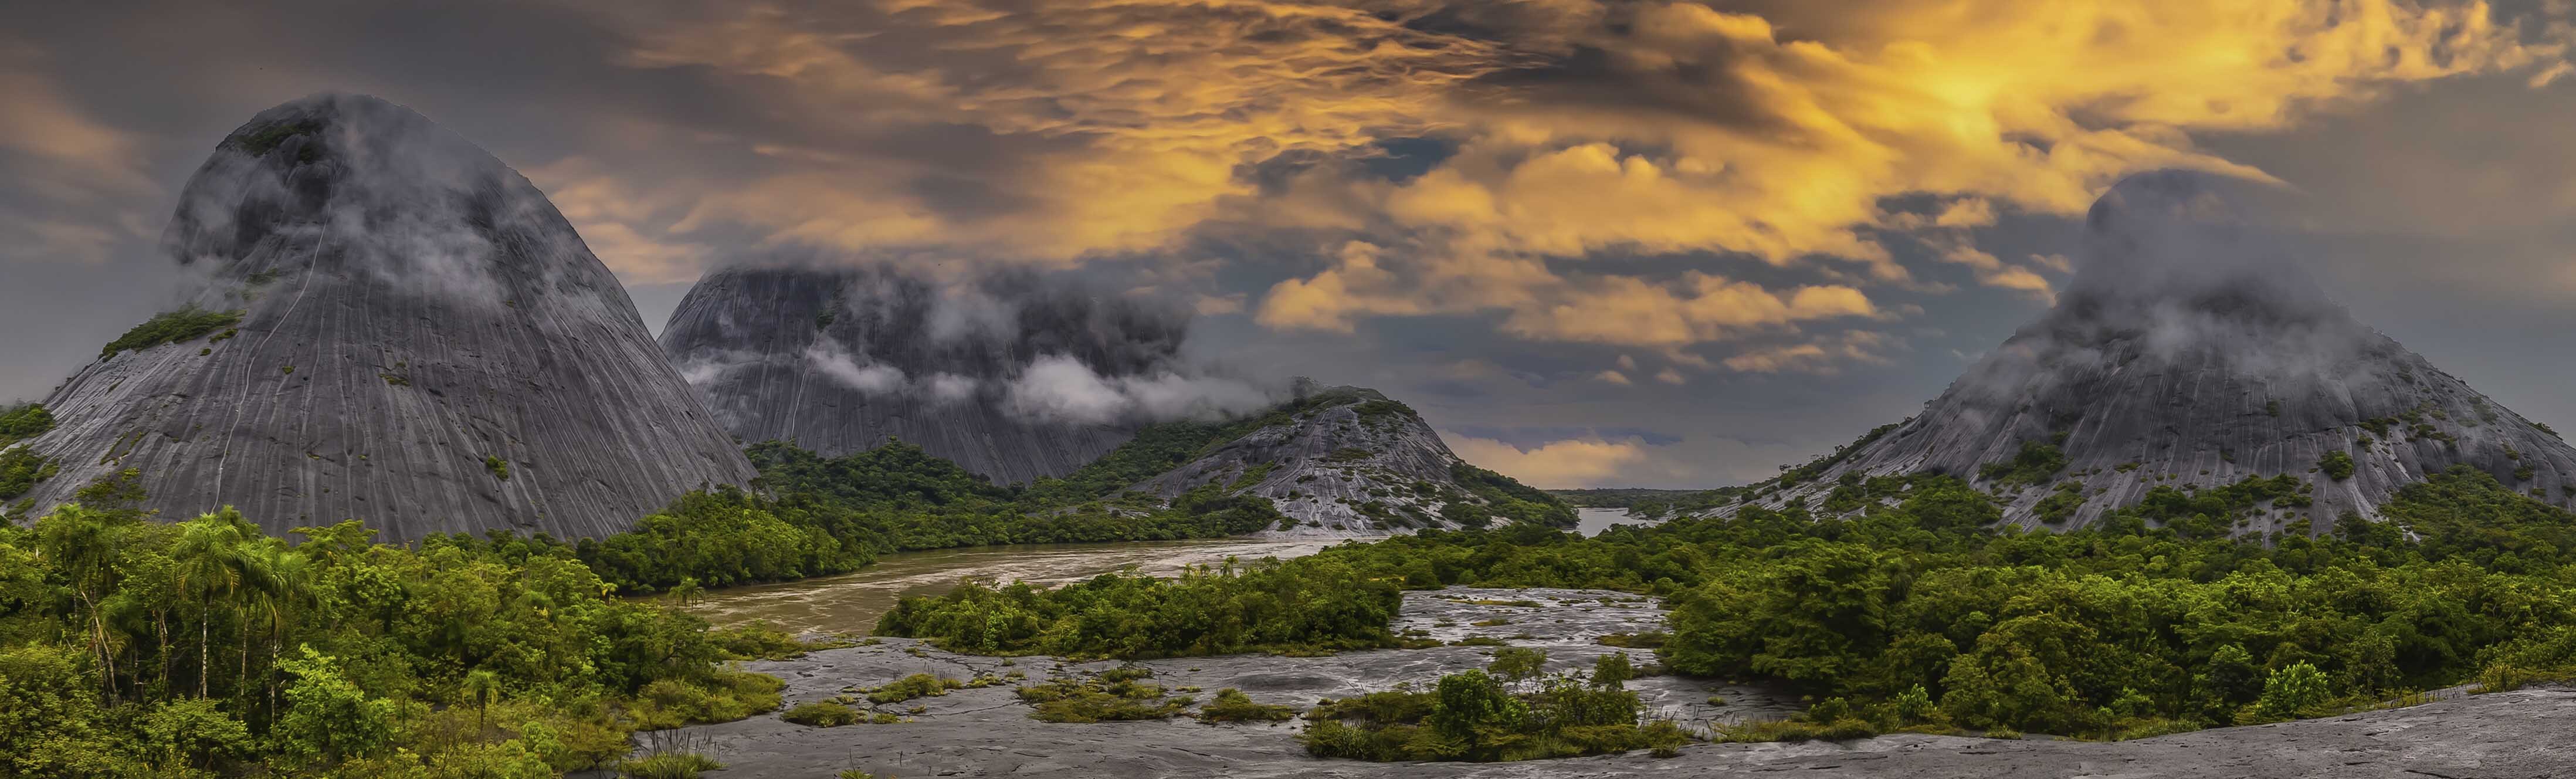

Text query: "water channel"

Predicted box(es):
[677, 507, 1655, 634]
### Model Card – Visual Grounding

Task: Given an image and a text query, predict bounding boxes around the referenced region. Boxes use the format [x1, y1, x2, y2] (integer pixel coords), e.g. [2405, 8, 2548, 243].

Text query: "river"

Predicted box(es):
[678, 507, 1658, 634]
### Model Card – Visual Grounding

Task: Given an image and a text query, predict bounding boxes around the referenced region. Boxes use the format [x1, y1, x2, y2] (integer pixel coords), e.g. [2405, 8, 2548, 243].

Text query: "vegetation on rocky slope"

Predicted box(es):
[98, 306, 244, 361]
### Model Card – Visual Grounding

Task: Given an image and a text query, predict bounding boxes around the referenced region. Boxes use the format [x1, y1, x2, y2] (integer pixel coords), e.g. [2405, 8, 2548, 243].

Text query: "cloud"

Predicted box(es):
[1723, 332, 1898, 374]
[1258, 241, 1877, 347]
[1002, 354, 1273, 425]
[1594, 370, 1632, 385]
[1443, 432, 1652, 489]
[0, 39, 157, 265]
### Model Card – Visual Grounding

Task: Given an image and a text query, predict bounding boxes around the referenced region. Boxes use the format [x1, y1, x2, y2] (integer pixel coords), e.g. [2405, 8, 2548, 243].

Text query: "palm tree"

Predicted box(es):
[34, 504, 130, 700]
[172, 509, 260, 698]
[246, 544, 313, 720]
[462, 669, 501, 737]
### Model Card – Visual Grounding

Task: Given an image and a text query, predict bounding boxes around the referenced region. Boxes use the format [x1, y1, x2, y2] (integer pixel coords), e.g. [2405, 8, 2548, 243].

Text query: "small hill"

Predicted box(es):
[1125, 385, 1574, 537]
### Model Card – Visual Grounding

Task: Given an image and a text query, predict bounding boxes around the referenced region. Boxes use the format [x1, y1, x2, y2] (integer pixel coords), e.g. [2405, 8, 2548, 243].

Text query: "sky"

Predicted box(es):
[6, 0, 2576, 489]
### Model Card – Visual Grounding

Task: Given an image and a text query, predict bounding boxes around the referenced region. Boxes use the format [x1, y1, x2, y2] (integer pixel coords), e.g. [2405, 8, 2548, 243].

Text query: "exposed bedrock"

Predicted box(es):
[1756, 171, 2576, 532]
[649, 587, 2576, 778]
[11, 94, 755, 538]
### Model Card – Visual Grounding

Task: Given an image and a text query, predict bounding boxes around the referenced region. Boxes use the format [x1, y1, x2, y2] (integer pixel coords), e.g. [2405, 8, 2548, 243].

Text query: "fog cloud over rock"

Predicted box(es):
[662, 256, 1280, 482]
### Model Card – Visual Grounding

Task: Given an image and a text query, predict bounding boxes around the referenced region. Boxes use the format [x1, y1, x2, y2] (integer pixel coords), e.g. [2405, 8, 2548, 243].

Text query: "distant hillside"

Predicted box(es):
[1548, 488, 1716, 509]
[1126, 385, 1574, 537]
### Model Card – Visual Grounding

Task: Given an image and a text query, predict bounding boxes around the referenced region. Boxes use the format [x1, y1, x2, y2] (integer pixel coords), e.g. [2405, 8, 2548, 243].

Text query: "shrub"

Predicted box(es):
[619, 751, 723, 779]
[1199, 689, 1299, 722]
[1018, 671, 1191, 723]
[2319, 451, 2355, 481]
[1979, 442, 2067, 487]
[0, 404, 53, 442]
[865, 673, 964, 704]
[782, 700, 860, 727]
[99, 307, 245, 361]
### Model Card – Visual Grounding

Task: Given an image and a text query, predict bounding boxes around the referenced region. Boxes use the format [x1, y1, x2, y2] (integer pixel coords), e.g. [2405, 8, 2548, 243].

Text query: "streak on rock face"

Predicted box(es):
[1136, 387, 1505, 538]
[1758, 171, 2576, 532]
[660, 262, 1272, 486]
[12, 94, 755, 539]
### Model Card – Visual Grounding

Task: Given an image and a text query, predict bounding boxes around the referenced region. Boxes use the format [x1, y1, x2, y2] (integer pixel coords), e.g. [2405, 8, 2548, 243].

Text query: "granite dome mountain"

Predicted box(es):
[1747, 171, 2576, 532]
[2, 94, 755, 538]
[659, 262, 1269, 486]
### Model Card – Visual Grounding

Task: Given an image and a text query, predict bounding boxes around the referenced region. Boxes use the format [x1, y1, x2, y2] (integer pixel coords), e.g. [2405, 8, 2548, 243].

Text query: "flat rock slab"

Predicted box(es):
[649, 587, 2576, 778]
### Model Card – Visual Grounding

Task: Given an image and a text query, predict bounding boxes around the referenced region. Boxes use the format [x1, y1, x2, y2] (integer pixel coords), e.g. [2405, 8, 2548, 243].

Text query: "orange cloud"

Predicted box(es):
[0, 39, 155, 263]
[576, 0, 2562, 361]
[1443, 432, 1652, 489]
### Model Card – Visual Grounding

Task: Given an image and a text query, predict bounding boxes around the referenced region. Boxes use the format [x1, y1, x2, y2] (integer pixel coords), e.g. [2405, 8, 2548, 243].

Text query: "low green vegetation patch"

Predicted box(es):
[782, 700, 862, 727]
[99, 306, 244, 361]
[862, 673, 965, 704]
[1978, 441, 2067, 487]
[0, 445, 59, 500]
[1199, 688, 1300, 722]
[0, 402, 53, 442]
[1017, 667, 1194, 723]
[619, 751, 724, 779]
[1301, 651, 1691, 762]
[2319, 451, 2355, 480]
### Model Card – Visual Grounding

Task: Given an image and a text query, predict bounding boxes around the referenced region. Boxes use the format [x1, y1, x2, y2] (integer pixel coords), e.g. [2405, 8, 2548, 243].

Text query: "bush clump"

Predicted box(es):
[99, 307, 245, 361]
[1017, 668, 1192, 723]
[2319, 451, 2355, 481]
[1198, 689, 1299, 722]
[782, 700, 861, 727]
[1300, 652, 1691, 762]
[863, 673, 964, 705]
[0, 403, 54, 442]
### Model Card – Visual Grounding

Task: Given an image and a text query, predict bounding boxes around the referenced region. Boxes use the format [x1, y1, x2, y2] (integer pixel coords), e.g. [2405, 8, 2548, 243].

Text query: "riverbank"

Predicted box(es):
[674, 509, 1655, 635]
[643, 585, 2576, 778]
[673, 537, 1362, 634]
[651, 587, 1795, 777]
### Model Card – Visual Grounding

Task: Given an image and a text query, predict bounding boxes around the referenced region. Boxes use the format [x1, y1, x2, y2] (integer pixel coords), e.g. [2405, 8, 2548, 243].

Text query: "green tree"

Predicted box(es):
[274, 645, 395, 766]
[2256, 661, 2329, 721]
[172, 509, 266, 698]
[138, 697, 252, 773]
[1425, 669, 1527, 750]
[1591, 651, 1636, 689]
[463, 668, 503, 737]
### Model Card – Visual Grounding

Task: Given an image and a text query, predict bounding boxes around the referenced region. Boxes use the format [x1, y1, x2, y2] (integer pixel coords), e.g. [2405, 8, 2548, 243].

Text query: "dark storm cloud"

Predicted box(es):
[4, 0, 2575, 489]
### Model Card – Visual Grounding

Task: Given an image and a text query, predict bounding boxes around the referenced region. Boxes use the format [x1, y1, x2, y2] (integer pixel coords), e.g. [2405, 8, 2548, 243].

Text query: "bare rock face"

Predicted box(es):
[1135, 387, 1564, 537]
[10, 94, 755, 538]
[660, 263, 1270, 486]
[1758, 171, 2575, 531]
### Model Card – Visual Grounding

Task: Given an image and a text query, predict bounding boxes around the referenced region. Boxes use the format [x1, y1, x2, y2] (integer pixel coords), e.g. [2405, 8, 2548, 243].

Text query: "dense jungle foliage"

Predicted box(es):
[0, 471, 802, 777]
[875, 556, 1404, 658]
[426, 439, 1294, 595]
[887, 465, 2576, 741]
[433, 385, 1568, 594]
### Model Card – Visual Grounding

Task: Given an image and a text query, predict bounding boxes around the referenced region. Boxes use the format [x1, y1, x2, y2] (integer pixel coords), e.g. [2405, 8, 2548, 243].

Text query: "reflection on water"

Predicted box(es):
[1576, 506, 1663, 536]
[674, 537, 1355, 635]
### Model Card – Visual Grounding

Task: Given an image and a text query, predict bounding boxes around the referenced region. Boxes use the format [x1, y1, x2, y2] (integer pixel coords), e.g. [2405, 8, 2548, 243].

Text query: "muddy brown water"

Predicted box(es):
[672, 537, 1357, 635]
[674, 509, 1654, 635]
